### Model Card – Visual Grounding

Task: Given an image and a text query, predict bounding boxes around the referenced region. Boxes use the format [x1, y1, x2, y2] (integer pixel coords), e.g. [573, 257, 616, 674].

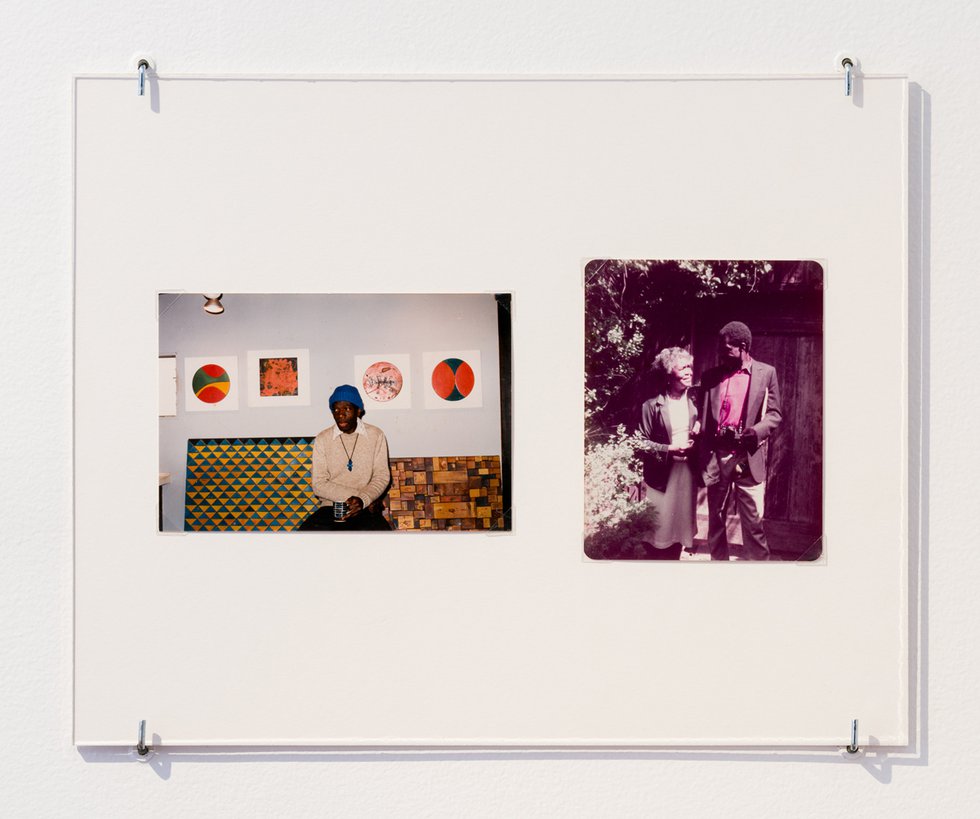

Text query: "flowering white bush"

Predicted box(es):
[585, 314, 646, 424]
[584, 425, 656, 560]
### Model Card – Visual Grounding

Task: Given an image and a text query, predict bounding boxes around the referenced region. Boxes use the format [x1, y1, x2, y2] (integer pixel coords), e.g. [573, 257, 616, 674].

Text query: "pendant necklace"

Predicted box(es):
[340, 434, 358, 471]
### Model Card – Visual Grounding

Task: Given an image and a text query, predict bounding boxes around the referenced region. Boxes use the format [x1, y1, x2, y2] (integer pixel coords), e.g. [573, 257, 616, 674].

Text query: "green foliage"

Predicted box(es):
[583, 425, 657, 560]
[584, 259, 773, 437]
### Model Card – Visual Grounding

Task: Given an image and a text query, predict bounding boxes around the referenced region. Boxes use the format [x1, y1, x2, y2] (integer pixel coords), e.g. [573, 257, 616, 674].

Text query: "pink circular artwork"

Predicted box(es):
[363, 361, 403, 402]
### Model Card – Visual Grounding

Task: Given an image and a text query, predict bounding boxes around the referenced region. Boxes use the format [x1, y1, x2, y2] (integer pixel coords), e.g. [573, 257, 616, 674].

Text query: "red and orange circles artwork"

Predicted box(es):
[431, 358, 475, 402]
[192, 364, 231, 404]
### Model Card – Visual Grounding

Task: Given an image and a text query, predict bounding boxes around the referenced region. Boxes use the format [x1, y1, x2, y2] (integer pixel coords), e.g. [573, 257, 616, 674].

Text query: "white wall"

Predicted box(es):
[1, 1, 973, 816]
[158, 292, 503, 530]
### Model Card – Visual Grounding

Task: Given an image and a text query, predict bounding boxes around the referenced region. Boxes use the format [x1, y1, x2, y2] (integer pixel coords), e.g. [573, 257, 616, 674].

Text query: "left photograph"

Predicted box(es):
[158, 293, 512, 533]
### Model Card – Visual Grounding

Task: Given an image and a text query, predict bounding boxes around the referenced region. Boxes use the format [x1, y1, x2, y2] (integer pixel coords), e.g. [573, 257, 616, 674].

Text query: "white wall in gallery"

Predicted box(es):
[4, 1, 974, 817]
[158, 356, 176, 416]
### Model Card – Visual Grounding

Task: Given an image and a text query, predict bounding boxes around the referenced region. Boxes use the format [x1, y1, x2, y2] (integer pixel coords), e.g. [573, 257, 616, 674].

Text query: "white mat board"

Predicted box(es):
[74, 75, 908, 746]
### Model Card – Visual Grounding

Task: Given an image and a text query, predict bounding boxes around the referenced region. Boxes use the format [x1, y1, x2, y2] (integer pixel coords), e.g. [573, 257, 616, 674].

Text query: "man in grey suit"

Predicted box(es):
[699, 321, 782, 560]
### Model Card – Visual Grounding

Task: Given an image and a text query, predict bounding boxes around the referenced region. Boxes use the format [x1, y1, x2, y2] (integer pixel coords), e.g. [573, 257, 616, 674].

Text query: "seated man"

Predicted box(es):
[299, 384, 391, 531]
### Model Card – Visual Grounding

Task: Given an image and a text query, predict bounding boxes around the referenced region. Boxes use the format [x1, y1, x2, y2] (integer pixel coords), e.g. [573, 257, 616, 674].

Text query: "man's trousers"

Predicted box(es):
[705, 454, 770, 561]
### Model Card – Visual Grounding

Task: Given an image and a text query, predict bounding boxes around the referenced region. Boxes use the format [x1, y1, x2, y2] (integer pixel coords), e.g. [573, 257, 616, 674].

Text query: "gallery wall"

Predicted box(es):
[3, 0, 977, 816]
[158, 292, 503, 529]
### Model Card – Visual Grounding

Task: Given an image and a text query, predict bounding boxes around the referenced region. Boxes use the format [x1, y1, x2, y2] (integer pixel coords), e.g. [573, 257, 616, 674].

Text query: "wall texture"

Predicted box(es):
[1, 0, 976, 816]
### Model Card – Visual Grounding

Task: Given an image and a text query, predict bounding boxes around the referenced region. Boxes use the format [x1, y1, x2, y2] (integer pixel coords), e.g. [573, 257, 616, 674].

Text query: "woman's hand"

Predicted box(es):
[341, 496, 364, 520]
[668, 440, 695, 460]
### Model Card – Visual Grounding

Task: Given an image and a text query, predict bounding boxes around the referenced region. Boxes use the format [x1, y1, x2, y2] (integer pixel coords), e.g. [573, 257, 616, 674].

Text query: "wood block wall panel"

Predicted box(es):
[387, 456, 504, 531]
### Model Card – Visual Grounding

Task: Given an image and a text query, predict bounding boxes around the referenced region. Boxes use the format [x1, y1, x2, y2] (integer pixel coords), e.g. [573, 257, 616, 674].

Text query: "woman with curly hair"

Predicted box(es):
[637, 347, 700, 559]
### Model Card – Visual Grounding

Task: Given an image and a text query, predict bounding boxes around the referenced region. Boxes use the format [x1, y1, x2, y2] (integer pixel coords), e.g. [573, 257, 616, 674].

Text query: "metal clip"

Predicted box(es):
[845, 718, 860, 754]
[137, 60, 149, 97]
[136, 719, 151, 758]
[842, 58, 854, 97]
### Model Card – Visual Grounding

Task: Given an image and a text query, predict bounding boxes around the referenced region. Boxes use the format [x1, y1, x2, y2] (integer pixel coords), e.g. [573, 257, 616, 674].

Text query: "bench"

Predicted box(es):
[183, 437, 504, 532]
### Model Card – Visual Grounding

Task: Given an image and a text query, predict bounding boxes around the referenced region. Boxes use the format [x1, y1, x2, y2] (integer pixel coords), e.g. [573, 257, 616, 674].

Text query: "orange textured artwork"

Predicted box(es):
[259, 357, 299, 396]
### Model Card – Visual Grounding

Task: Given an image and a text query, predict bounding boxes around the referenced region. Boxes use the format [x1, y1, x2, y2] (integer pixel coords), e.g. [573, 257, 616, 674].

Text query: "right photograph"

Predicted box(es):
[584, 259, 823, 562]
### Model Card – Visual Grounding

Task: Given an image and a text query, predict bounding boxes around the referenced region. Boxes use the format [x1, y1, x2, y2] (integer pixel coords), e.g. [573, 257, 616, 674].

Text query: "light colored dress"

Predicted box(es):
[643, 394, 697, 549]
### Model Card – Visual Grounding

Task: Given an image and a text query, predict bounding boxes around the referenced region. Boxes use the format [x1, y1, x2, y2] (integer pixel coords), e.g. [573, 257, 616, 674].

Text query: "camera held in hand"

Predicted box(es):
[715, 424, 743, 451]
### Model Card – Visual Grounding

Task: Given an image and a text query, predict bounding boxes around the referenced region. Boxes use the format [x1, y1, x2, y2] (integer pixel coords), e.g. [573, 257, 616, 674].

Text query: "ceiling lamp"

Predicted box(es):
[203, 293, 224, 315]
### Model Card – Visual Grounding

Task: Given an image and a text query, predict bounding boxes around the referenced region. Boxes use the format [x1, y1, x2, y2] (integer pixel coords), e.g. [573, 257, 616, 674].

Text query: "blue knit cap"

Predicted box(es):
[329, 384, 364, 410]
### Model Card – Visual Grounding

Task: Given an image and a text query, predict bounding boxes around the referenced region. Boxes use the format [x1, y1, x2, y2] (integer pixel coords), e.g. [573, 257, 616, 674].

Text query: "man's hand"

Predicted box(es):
[739, 428, 758, 449]
[341, 496, 364, 520]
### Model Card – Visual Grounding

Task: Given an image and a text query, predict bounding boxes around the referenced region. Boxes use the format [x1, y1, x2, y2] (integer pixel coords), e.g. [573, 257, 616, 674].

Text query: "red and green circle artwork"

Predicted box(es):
[431, 358, 475, 402]
[192, 364, 231, 404]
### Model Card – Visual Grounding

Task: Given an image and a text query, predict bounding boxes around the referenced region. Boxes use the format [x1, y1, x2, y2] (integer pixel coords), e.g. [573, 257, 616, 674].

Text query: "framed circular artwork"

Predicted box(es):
[192, 363, 231, 403]
[430, 357, 475, 402]
[423, 350, 482, 409]
[363, 360, 404, 403]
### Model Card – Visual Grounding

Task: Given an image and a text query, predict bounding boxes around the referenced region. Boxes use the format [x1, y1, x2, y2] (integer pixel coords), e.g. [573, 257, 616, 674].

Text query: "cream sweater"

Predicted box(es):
[311, 420, 391, 506]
